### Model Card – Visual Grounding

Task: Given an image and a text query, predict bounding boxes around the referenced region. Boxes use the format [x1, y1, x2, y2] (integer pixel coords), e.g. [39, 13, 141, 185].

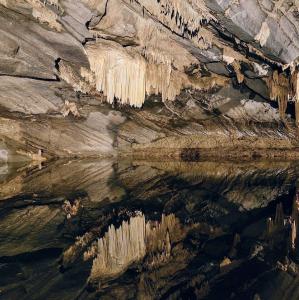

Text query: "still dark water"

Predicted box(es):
[1, 159, 299, 300]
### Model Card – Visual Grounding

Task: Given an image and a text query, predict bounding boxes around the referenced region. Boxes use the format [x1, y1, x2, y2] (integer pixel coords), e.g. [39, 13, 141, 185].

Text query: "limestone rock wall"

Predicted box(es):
[1, 0, 299, 159]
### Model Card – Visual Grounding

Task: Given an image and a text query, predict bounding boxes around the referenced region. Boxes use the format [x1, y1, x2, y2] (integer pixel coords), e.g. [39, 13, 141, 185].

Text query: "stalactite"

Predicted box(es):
[138, 20, 174, 66]
[146, 63, 169, 102]
[231, 61, 244, 84]
[137, 20, 200, 68]
[222, 47, 245, 84]
[267, 70, 290, 120]
[83, 0, 233, 107]
[81, 0, 104, 8]
[90, 5, 201, 75]
[196, 27, 214, 49]
[42, 0, 59, 6]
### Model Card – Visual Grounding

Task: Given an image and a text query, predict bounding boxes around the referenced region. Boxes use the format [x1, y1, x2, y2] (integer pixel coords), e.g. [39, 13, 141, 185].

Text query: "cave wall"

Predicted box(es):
[1, 0, 299, 161]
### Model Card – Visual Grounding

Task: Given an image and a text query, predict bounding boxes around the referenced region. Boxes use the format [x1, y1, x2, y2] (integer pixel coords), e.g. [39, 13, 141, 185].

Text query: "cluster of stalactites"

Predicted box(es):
[145, 213, 177, 254]
[131, 0, 215, 46]
[267, 69, 299, 122]
[89, 213, 179, 279]
[86, 42, 147, 107]
[86, 40, 208, 107]
[138, 21, 175, 66]
[267, 70, 290, 119]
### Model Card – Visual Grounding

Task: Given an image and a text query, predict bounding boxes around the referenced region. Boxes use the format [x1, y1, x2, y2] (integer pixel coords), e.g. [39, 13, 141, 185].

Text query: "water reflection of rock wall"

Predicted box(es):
[89, 214, 181, 279]
[90, 214, 146, 279]
[265, 193, 299, 265]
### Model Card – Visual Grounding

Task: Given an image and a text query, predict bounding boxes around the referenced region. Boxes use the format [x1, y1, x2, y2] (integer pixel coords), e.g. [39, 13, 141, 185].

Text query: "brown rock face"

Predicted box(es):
[1, 0, 299, 160]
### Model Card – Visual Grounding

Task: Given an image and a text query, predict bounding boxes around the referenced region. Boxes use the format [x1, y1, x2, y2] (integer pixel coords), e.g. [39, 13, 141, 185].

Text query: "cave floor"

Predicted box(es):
[0, 158, 299, 300]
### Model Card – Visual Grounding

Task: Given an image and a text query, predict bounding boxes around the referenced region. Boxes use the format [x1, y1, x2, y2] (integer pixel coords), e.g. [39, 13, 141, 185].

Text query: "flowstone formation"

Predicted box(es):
[1, 0, 299, 160]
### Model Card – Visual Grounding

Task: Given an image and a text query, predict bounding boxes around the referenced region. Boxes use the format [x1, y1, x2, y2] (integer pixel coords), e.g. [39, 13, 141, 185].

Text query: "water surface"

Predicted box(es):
[1, 159, 299, 300]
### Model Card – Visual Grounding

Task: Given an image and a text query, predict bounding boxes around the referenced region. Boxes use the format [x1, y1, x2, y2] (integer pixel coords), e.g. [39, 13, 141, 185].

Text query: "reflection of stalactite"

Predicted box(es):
[267, 203, 285, 235]
[291, 193, 299, 223]
[266, 218, 274, 235]
[89, 213, 182, 279]
[291, 219, 297, 250]
[145, 214, 177, 253]
[63, 231, 94, 266]
[275, 203, 284, 227]
[291, 193, 299, 250]
[145, 214, 180, 269]
[90, 214, 146, 279]
[229, 233, 240, 258]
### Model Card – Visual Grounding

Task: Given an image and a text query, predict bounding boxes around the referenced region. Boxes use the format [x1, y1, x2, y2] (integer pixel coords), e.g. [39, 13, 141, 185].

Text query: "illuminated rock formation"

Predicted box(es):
[2, 0, 299, 159]
[86, 41, 147, 108]
[86, 39, 227, 107]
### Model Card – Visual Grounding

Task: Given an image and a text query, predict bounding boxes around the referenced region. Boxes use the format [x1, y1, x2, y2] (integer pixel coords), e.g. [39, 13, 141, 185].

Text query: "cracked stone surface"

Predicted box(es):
[1, 0, 299, 161]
